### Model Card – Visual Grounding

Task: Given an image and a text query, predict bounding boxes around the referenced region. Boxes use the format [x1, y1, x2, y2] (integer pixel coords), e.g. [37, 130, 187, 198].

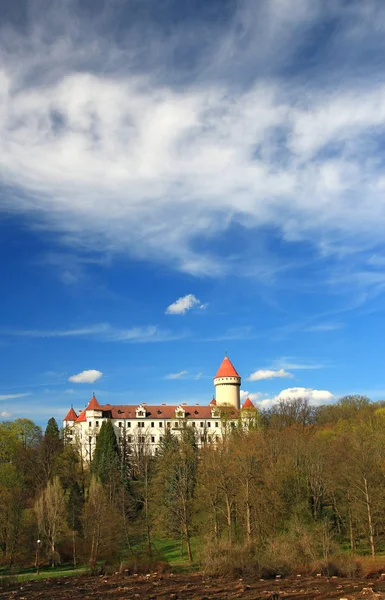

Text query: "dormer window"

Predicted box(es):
[136, 405, 146, 419]
[175, 405, 185, 419]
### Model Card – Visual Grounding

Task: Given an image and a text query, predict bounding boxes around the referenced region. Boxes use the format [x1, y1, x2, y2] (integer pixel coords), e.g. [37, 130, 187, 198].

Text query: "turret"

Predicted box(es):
[213, 356, 241, 410]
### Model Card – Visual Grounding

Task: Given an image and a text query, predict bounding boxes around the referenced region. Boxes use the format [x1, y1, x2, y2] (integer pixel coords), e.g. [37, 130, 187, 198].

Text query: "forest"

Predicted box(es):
[1, 395, 385, 579]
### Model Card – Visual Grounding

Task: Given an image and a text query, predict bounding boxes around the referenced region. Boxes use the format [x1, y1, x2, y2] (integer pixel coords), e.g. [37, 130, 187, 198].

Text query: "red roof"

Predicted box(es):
[98, 404, 237, 419]
[64, 407, 78, 421]
[76, 409, 87, 423]
[86, 395, 102, 411]
[210, 398, 216, 406]
[214, 356, 240, 379]
[242, 397, 255, 409]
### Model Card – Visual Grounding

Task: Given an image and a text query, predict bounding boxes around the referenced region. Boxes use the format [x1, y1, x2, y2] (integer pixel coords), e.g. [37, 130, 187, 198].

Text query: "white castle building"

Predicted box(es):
[63, 356, 256, 460]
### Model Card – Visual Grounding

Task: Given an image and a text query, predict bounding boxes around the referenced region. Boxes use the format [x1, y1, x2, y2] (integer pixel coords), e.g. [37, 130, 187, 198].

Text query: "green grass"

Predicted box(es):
[0, 564, 87, 585]
[0, 536, 200, 585]
[15, 566, 87, 582]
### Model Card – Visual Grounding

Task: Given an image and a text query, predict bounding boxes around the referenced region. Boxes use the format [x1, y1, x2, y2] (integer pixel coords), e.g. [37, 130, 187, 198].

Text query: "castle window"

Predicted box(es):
[139, 436, 145, 443]
[127, 422, 131, 428]
[119, 422, 122, 428]
[159, 422, 163, 428]
[174, 422, 178, 429]
[159, 436, 163, 442]
[138, 422, 144, 428]
[167, 422, 171, 428]
[127, 435, 132, 443]
[215, 422, 219, 427]
[151, 422, 154, 427]
[200, 422, 204, 428]
[191, 422, 195, 427]
[88, 436, 92, 443]
[95, 421, 99, 427]
[89, 421, 92, 427]
[151, 436, 155, 443]
[207, 422, 211, 428]
[200, 436, 204, 442]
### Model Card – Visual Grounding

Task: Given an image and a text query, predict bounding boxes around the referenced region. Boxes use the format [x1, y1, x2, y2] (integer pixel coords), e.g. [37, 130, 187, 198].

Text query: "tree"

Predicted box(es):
[84, 476, 122, 570]
[0, 463, 25, 569]
[35, 477, 67, 566]
[154, 429, 198, 561]
[41, 418, 63, 483]
[91, 420, 120, 485]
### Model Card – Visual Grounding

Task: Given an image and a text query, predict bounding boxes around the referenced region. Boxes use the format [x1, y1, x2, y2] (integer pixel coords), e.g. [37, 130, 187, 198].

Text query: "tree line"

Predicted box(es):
[1, 394, 385, 576]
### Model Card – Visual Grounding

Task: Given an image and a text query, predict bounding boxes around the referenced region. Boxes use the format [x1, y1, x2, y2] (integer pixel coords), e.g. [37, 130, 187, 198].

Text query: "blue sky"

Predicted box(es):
[1, 0, 385, 425]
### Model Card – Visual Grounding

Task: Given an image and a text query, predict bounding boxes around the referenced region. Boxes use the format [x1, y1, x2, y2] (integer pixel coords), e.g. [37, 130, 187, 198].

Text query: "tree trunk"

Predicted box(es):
[363, 476, 375, 557]
[245, 480, 252, 542]
[72, 528, 77, 568]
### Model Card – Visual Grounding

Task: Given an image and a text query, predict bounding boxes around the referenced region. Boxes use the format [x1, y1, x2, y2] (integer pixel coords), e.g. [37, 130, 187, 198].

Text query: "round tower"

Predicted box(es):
[214, 355, 241, 410]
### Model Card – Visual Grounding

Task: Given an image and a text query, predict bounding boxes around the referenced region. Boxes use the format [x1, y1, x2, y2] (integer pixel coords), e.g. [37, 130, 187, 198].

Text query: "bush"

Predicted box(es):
[119, 551, 171, 575]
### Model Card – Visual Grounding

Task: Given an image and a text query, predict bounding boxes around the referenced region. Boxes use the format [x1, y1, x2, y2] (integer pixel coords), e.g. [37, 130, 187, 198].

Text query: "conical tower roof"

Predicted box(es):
[242, 397, 255, 409]
[63, 407, 78, 421]
[214, 356, 240, 379]
[86, 394, 102, 410]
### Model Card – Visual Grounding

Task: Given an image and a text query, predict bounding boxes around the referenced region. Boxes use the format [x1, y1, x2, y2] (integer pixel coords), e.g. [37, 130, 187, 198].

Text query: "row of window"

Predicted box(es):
[88, 420, 223, 429]
[117, 420, 220, 429]
[88, 434, 221, 445]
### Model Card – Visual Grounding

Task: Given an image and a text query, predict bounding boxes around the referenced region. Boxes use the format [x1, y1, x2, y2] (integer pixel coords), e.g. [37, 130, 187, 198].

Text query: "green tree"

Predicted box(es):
[91, 420, 119, 485]
[155, 428, 198, 561]
[41, 418, 63, 483]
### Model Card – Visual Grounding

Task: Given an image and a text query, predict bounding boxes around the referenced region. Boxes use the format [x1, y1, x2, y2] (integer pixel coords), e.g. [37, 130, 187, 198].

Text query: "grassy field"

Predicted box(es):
[0, 537, 200, 585]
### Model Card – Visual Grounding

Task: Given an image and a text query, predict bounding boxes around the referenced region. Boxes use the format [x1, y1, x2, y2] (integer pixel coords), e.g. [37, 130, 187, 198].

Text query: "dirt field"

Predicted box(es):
[2, 572, 385, 600]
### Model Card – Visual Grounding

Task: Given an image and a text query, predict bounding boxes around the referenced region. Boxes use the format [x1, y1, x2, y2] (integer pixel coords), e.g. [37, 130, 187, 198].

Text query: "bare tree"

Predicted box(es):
[35, 477, 67, 566]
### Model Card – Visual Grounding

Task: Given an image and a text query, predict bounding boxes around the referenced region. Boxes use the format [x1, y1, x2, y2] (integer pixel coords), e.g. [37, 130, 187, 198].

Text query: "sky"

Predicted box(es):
[1, 0, 385, 426]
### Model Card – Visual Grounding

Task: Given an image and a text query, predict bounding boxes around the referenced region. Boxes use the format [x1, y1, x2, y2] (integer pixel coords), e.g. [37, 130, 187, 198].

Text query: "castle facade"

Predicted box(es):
[63, 356, 255, 460]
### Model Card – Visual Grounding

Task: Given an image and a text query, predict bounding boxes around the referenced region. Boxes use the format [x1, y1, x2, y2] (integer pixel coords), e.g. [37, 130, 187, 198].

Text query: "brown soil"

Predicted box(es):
[2, 572, 385, 600]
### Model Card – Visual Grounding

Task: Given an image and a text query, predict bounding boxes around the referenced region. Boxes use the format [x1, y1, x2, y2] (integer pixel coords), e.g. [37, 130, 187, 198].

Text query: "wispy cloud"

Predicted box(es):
[1, 0, 385, 285]
[165, 370, 204, 380]
[165, 370, 189, 380]
[271, 358, 328, 371]
[0, 393, 30, 401]
[165, 294, 207, 315]
[304, 323, 344, 332]
[247, 368, 294, 381]
[1, 324, 186, 344]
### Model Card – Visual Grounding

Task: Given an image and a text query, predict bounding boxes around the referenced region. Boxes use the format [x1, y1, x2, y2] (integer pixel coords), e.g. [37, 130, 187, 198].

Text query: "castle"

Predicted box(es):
[63, 356, 256, 460]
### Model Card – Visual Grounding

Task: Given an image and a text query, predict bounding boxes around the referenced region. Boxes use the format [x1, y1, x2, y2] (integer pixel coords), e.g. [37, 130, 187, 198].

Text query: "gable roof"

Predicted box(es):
[214, 356, 240, 379]
[64, 407, 78, 421]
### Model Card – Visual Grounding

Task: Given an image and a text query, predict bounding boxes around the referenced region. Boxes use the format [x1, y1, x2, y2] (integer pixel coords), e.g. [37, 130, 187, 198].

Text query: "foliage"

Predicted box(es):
[2, 396, 385, 576]
[91, 420, 120, 484]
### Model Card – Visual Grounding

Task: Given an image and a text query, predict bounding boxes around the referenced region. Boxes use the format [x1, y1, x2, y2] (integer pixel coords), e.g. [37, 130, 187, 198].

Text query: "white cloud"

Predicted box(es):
[240, 390, 265, 403]
[68, 369, 103, 384]
[165, 294, 206, 315]
[256, 387, 335, 409]
[0, 393, 30, 401]
[0, 411, 11, 418]
[165, 370, 189, 380]
[247, 368, 294, 381]
[1, 2, 385, 283]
